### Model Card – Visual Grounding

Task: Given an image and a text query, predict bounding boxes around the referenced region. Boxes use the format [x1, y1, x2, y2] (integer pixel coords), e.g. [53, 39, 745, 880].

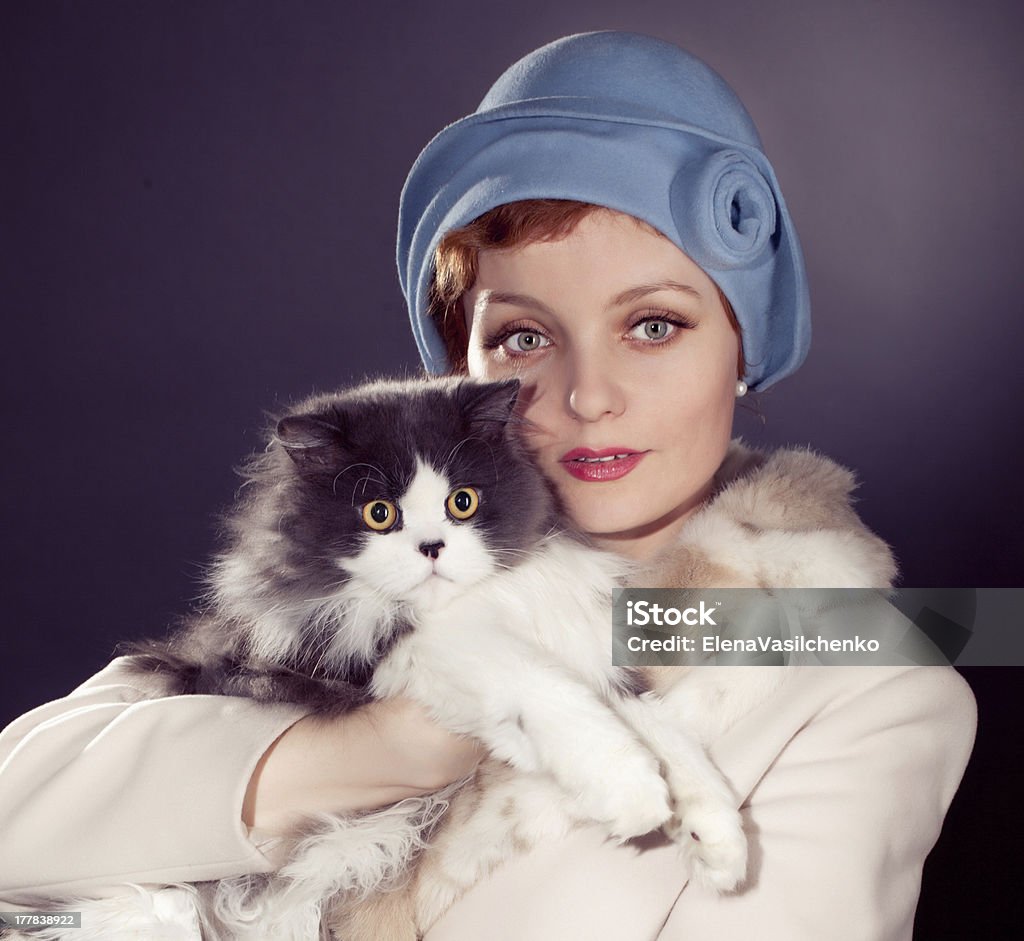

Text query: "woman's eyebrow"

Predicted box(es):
[476, 290, 557, 316]
[612, 280, 704, 305]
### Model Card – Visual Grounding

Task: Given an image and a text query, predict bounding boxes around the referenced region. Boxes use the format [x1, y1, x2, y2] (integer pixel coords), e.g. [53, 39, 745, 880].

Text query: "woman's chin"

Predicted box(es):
[576, 501, 708, 559]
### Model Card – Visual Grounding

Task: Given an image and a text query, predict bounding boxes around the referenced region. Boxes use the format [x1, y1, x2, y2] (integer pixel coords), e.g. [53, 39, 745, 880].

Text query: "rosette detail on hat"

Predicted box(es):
[673, 150, 778, 272]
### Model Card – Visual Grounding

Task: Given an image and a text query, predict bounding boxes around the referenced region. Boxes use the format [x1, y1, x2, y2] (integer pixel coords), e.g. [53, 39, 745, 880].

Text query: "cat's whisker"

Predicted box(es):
[351, 474, 386, 503]
[331, 462, 388, 499]
[338, 461, 389, 480]
[442, 435, 485, 473]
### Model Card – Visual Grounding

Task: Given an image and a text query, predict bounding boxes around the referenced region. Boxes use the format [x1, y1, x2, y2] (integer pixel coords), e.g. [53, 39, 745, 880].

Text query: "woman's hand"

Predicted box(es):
[242, 697, 484, 835]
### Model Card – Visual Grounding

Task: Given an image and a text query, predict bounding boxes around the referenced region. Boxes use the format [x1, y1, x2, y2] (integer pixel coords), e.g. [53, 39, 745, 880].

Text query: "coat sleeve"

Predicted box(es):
[656, 666, 977, 941]
[0, 658, 309, 901]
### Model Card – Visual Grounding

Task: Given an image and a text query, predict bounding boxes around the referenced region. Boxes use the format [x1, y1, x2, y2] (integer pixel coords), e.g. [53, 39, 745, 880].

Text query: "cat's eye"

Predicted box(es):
[446, 487, 479, 521]
[362, 500, 398, 532]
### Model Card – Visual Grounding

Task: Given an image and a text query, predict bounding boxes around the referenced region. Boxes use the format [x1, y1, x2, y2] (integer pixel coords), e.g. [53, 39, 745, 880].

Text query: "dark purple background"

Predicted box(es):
[3, 2, 1021, 936]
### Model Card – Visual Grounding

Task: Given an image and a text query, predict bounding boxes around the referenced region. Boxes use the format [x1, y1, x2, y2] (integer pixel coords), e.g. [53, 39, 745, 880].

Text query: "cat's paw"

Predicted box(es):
[575, 753, 673, 840]
[667, 799, 747, 892]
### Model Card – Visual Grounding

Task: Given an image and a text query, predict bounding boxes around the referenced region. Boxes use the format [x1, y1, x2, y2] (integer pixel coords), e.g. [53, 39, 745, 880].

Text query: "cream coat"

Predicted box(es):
[0, 444, 977, 939]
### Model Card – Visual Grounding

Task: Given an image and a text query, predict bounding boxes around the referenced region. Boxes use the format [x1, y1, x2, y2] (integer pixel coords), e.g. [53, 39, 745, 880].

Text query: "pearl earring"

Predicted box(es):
[735, 380, 748, 398]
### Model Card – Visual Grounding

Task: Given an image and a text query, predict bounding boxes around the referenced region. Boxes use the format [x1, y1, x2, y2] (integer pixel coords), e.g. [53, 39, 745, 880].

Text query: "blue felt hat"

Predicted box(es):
[397, 31, 810, 391]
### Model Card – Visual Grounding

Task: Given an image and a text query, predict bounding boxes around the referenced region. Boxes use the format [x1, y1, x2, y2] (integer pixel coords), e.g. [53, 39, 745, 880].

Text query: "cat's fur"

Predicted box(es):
[37, 376, 743, 941]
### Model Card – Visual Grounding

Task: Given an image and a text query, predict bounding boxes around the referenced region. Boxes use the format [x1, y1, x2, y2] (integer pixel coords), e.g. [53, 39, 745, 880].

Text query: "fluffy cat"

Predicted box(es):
[22, 376, 746, 941]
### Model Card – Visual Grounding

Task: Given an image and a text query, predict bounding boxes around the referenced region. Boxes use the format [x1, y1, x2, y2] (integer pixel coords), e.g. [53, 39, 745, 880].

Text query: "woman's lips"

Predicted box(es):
[559, 448, 647, 482]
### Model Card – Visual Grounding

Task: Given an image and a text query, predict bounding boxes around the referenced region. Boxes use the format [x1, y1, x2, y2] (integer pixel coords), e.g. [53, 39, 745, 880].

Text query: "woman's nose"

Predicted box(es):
[566, 354, 626, 422]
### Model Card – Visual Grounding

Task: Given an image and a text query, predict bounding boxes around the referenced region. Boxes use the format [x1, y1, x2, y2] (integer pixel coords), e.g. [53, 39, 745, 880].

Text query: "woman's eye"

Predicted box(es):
[504, 331, 550, 353]
[629, 319, 676, 342]
[361, 500, 398, 532]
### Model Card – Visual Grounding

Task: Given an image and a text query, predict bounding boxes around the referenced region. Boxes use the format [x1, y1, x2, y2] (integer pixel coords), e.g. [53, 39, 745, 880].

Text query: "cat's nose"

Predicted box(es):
[418, 540, 445, 560]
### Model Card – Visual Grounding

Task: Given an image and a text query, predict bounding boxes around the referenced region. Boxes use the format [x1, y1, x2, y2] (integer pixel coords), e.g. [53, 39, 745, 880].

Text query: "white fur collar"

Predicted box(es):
[642, 441, 897, 590]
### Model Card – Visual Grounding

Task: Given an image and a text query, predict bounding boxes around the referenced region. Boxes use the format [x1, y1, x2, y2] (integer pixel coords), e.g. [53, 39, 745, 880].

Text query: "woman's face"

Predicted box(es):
[464, 209, 740, 561]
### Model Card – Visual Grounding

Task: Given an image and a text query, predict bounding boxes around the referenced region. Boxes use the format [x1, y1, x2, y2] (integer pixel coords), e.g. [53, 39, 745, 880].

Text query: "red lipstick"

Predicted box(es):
[559, 447, 647, 482]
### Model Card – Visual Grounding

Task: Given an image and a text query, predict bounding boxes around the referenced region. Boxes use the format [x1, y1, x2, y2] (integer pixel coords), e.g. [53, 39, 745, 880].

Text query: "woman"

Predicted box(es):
[0, 31, 974, 940]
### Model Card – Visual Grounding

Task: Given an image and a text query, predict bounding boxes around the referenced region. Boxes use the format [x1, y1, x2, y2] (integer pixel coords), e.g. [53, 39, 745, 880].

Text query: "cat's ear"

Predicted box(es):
[457, 379, 521, 437]
[276, 414, 345, 469]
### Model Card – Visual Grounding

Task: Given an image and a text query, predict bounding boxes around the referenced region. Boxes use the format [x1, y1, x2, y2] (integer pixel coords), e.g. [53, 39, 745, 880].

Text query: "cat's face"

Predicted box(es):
[273, 377, 558, 611]
[338, 458, 497, 609]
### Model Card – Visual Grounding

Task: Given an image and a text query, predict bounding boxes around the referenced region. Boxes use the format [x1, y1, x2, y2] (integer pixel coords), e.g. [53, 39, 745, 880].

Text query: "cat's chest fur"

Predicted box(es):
[375, 532, 630, 712]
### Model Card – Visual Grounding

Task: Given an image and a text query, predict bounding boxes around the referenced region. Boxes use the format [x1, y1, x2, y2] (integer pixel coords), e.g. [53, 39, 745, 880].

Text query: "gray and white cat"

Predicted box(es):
[37, 377, 746, 941]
